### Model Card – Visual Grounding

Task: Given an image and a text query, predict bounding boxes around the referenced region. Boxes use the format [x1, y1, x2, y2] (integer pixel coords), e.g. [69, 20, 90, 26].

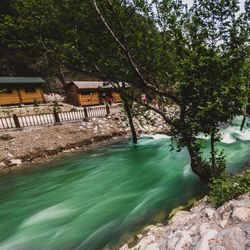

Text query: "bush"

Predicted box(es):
[203, 150, 227, 179]
[209, 170, 250, 206]
[33, 99, 39, 106]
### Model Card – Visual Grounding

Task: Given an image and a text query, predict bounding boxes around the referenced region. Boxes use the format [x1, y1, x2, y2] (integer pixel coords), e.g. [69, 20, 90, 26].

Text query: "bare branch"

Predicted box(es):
[141, 102, 175, 127]
[91, 0, 181, 105]
[92, 0, 126, 51]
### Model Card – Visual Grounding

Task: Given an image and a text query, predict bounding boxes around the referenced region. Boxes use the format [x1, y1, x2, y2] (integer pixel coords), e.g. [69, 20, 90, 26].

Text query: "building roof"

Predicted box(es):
[72, 81, 112, 89]
[0, 77, 45, 84]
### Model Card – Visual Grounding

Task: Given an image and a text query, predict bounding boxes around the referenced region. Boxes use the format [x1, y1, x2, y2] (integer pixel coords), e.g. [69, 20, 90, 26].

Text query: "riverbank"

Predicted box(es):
[119, 193, 250, 250]
[0, 117, 126, 174]
[0, 110, 171, 174]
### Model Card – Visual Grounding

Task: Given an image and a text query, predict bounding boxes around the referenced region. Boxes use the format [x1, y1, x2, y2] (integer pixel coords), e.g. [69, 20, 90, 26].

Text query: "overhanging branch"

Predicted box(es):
[91, 0, 181, 105]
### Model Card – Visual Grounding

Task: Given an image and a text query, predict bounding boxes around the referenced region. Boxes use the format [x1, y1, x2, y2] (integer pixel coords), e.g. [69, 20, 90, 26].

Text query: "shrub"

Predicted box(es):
[209, 170, 250, 206]
[33, 99, 39, 106]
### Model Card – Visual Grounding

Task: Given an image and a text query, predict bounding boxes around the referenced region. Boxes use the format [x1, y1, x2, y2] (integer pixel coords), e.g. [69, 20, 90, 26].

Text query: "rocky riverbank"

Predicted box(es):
[119, 193, 250, 250]
[0, 110, 171, 174]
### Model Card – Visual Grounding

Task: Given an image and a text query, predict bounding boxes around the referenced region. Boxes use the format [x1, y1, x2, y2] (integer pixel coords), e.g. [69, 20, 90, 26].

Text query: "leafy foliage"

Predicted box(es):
[209, 170, 250, 206]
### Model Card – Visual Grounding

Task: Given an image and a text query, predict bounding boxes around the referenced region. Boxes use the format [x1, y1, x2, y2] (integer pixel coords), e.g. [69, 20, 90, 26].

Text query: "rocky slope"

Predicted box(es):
[120, 193, 250, 250]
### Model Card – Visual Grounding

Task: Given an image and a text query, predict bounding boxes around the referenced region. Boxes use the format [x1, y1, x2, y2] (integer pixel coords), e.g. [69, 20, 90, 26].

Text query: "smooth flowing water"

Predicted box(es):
[0, 117, 249, 250]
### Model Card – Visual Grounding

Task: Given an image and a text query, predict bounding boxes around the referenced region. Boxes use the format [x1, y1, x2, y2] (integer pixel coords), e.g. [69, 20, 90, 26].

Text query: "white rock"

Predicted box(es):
[204, 207, 215, 219]
[144, 242, 159, 250]
[136, 234, 143, 240]
[232, 206, 250, 223]
[199, 223, 211, 235]
[174, 231, 192, 250]
[219, 227, 247, 250]
[119, 244, 129, 250]
[170, 211, 195, 226]
[0, 162, 6, 167]
[132, 235, 155, 250]
[210, 244, 225, 250]
[195, 229, 218, 250]
[10, 159, 22, 166]
[7, 153, 13, 159]
[62, 149, 72, 153]
[219, 219, 228, 228]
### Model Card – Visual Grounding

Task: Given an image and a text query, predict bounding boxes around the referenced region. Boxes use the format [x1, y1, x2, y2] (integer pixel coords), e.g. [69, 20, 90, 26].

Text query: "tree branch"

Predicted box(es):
[91, 0, 181, 105]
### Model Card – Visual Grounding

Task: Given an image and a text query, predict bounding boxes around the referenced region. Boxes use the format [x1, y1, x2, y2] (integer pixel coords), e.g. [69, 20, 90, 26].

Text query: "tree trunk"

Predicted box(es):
[241, 81, 249, 131]
[123, 97, 137, 144]
[210, 132, 216, 169]
[185, 139, 210, 182]
[240, 115, 246, 131]
[59, 65, 67, 87]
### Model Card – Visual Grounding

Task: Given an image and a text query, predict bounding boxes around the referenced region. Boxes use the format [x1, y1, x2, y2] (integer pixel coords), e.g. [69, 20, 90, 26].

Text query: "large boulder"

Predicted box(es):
[217, 227, 248, 250]
[195, 229, 218, 250]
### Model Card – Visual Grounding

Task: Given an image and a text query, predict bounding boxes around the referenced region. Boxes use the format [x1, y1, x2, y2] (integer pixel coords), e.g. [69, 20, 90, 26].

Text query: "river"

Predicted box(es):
[0, 117, 249, 250]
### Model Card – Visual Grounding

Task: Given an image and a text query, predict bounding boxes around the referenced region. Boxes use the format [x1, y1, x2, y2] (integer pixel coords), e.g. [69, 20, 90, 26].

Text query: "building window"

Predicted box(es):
[81, 90, 94, 95]
[0, 88, 12, 94]
[25, 87, 36, 93]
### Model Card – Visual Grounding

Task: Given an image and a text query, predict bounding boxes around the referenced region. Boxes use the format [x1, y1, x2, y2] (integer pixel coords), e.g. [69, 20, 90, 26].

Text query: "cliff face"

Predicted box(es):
[120, 193, 250, 250]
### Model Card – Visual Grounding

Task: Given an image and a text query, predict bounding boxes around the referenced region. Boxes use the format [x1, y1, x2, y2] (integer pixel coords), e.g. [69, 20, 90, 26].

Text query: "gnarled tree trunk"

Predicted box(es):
[123, 97, 137, 144]
[185, 139, 210, 182]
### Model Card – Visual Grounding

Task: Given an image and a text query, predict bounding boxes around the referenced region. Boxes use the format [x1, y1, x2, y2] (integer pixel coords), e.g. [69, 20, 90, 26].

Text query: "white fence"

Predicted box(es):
[0, 105, 121, 129]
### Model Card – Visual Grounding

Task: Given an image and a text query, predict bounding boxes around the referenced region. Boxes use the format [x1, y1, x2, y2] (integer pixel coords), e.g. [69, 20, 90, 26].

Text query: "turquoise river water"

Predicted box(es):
[0, 117, 249, 250]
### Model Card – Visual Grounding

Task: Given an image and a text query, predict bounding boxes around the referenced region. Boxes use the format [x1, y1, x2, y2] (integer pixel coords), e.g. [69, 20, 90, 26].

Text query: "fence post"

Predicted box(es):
[83, 107, 88, 120]
[106, 104, 110, 116]
[13, 114, 21, 128]
[53, 108, 61, 124]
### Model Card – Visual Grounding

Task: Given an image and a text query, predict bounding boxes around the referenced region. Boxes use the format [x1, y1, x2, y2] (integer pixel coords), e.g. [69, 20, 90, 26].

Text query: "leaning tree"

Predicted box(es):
[90, 0, 249, 180]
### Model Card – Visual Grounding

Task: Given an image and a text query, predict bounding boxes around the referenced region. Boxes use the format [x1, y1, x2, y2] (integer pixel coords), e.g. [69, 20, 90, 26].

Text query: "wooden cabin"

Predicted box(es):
[0, 77, 45, 106]
[65, 81, 122, 106]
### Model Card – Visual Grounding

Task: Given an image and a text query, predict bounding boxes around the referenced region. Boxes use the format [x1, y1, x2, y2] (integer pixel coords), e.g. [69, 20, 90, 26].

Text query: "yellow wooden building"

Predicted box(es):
[65, 81, 122, 106]
[0, 77, 45, 106]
